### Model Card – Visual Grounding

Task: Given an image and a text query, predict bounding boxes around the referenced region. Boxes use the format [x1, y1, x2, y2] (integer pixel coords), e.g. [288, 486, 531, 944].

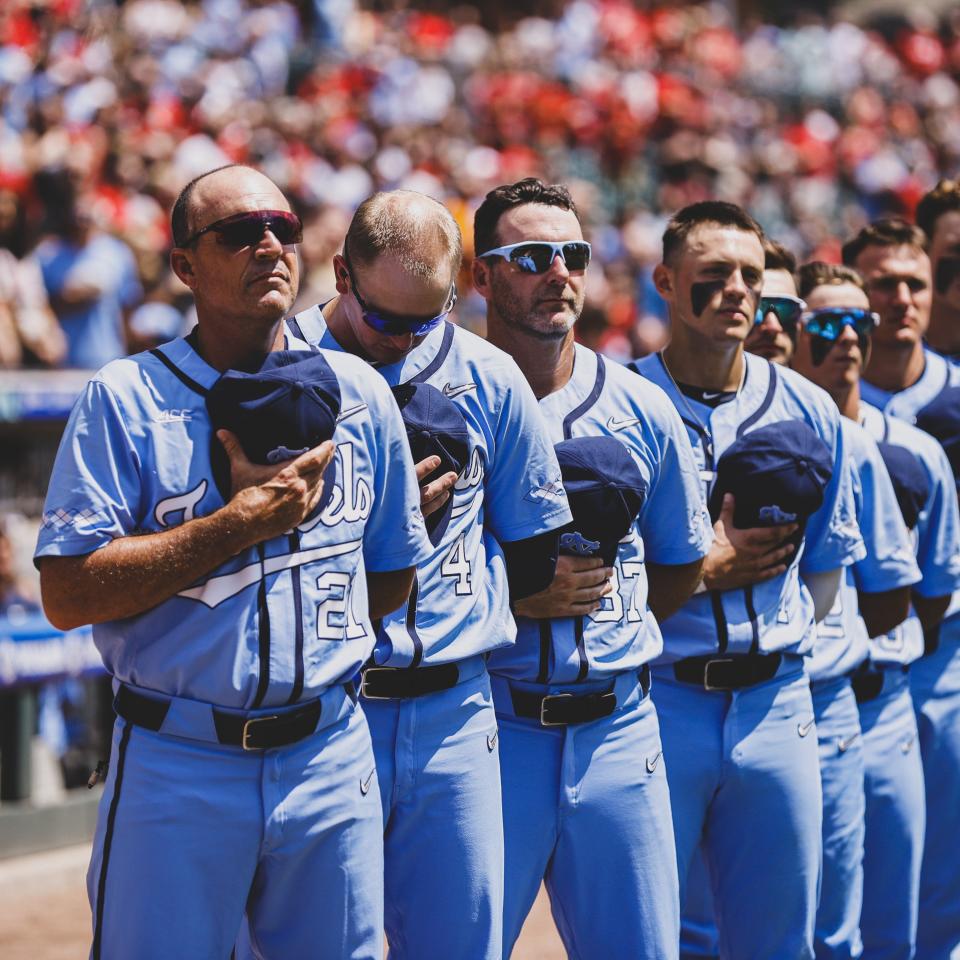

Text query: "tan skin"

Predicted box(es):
[791, 281, 912, 637]
[477, 203, 703, 622]
[39, 167, 414, 629]
[655, 224, 806, 591]
[857, 243, 932, 393]
[322, 244, 460, 518]
[743, 268, 799, 366]
[926, 210, 960, 356]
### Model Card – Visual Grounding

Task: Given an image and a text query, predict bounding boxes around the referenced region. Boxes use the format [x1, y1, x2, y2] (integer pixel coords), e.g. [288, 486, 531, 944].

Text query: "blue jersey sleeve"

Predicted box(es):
[360, 378, 432, 573]
[799, 406, 864, 574]
[35, 377, 143, 561]
[636, 400, 712, 566]
[914, 440, 960, 598]
[483, 360, 571, 543]
[851, 434, 921, 594]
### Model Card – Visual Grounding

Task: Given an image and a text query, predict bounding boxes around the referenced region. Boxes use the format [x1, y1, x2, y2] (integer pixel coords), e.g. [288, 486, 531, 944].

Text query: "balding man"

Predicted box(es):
[289, 189, 573, 960]
[35, 165, 431, 959]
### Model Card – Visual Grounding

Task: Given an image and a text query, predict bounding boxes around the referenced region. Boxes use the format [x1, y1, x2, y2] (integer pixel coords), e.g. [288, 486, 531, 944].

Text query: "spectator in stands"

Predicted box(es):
[0, 186, 66, 368]
[916, 179, 960, 361]
[34, 175, 142, 369]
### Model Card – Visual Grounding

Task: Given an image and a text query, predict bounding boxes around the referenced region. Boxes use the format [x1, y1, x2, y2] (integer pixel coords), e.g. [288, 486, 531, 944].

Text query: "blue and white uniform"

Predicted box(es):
[631, 350, 864, 960]
[35, 329, 431, 960]
[490, 343, 709, 958]
[289, 308, 571, 960]
[812, 418, 921, 960]
[860, 399, 960, 960]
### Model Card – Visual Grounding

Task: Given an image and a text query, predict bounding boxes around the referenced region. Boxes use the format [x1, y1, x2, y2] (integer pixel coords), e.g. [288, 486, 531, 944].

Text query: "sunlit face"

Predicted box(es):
[853, 243, 931, 352]
[173, 167, 299, 330]
[792, 282, 871, 395]
[656, 224, 764, 347]
[928, 210, 960, 315]
[744, 267, 799, 366]
[473, 204, 586, 340]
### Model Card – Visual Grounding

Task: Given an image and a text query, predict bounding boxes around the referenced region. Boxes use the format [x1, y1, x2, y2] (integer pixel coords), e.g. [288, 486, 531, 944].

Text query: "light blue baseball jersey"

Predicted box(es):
[631, 351, 864, 662]
[488, 343, 711, 683]
[860, 347, 960, 422]
[35, 329, 431, 710]
[809, 417, 920, 680]
[860, 403, 960, 661]
[288, 308, 572, 667]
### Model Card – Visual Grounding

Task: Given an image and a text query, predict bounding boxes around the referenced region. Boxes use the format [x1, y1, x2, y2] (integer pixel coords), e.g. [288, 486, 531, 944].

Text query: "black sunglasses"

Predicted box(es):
[182, 209, 303, 249]
[343, 251, 456, 337]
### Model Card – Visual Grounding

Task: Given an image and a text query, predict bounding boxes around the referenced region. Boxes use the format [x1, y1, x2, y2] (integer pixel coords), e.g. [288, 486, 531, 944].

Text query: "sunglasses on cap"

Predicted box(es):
[343, 251, 457, 337]
[479, 240, 592, 274]
[754, 295, 806, 331]
[182, 209, 303, 249]
[802, 307, 879, 341]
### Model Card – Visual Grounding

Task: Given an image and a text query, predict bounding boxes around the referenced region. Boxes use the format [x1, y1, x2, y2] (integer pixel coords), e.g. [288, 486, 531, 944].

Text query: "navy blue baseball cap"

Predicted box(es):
[554, 436, 648, 566]
[391, 382, 471, 546]
[206, 350, 341, 505]
[708, 420, 832, 547]
[876, 441, 930, 530]
[916, 387, 960, 491]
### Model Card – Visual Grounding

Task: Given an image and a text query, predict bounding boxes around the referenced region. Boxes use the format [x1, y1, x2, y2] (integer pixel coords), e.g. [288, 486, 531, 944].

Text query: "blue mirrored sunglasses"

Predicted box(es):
[344, 252, 456, 336]
[479, 240, 592, 274]
[802, 307, 879, 342]
[754, 295, 806, 330]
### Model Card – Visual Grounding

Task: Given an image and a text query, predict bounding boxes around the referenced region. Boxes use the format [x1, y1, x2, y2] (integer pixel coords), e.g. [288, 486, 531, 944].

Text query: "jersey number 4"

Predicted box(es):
[440, 533, 473, 596]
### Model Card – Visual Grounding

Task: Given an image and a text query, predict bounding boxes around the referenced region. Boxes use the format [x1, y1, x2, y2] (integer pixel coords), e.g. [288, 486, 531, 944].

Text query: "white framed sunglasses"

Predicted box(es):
[479, 240, 592, 274]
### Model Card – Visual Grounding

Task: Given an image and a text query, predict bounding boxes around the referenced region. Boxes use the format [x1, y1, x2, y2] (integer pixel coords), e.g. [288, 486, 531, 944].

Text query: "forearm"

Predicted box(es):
[857, 586, 911, 638]
[366, 567, 416, 619]
[40, 502, 258, 629]
[646, 558, 704, 623]
[912, 592, 952, 632]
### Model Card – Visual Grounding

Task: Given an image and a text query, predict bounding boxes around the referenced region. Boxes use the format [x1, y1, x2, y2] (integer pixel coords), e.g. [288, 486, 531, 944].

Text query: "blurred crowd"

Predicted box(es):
[2, 0, 960, 365]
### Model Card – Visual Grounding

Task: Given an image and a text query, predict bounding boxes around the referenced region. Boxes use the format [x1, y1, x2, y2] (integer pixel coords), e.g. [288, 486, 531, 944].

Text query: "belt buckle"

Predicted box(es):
[540, 693, 573, 727]
[242, 714, 279, 750]
[703, 658, 735, 692]
[360, 667, 394, 701]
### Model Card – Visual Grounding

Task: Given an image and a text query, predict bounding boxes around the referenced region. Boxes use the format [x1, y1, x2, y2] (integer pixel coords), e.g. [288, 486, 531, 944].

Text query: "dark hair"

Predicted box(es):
[662, 201, 765, 266]
[764, 238, 798, 279]
[916, 179, 960, 245]
[170, 164, 241, 247]
[798, 261, 865, 299]
[841, 218, 927, 267]
[473, 178, 579, 256]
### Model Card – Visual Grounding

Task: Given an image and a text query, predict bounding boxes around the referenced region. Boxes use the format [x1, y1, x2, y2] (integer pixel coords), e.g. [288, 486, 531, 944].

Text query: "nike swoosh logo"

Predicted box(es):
[797, 718, 815, 738]
[360, 769, 375, 795]
[900, 734, 916, 754]
[337, 403, 368, 424]
[606, 416, 642, 432]
[646, 751, 662, 773]
[838, 732, 860, 753]
[701, 391, 725, 401]
[487, 731, 498, 752]
[442, 382, 477, 399]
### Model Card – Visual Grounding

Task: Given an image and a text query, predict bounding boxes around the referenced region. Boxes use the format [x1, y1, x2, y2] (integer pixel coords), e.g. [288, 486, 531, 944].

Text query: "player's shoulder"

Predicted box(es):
[771, 360, 840, 432]
[603, 352, 682, 424]
[886, 415, 954, 479]
[447, 323, 523, 376]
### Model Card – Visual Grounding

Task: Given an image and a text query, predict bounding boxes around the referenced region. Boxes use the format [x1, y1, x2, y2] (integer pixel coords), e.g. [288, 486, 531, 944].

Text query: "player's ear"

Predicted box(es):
[333, 254, 350, 296]
[653, 262, 674, 302]
[472, 256, 492, 301]
[170, 248, 198, 291]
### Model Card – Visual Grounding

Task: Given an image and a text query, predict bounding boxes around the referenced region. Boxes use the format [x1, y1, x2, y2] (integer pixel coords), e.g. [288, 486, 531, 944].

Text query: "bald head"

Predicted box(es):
[172, 165, 290, 247]
[345, 190, 462, 285]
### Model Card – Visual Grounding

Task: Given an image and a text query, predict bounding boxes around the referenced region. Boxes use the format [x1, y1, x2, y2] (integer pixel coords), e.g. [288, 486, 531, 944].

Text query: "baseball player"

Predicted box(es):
[630, 201, 864, 960]
[34, 165, 432, 960]
[742, 239, 804, 366]
[793, 260, 933, 959]
[473, 178, 710, 957]
[287, 190, 572, 960]
[916, 179, 960, 362]
[845, 220, 960, 959]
